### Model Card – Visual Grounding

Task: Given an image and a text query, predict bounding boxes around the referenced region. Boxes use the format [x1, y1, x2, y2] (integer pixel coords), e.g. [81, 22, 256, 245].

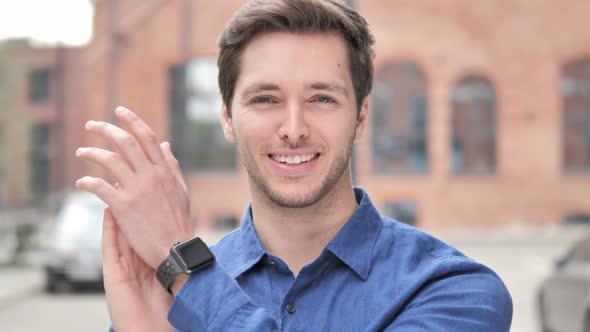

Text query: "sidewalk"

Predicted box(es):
[0, 266, 43, 308]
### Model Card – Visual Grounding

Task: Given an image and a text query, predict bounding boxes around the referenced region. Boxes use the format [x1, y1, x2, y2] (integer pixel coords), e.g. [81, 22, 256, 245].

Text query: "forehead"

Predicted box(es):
[235, 31, 352, 92]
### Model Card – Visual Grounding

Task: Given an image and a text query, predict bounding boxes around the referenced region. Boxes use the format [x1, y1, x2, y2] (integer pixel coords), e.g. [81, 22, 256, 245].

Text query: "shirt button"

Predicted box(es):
[269, 261, 277, 268]
[286, 303, 296, 314]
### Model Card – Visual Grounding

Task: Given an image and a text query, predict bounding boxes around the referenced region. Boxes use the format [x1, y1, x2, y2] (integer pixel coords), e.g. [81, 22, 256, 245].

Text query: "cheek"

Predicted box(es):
[233, 114, 277, 147]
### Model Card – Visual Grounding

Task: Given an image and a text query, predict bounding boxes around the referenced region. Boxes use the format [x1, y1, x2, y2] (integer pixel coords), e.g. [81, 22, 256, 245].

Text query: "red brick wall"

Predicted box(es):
[11, 0, 589, 229]
[355, 0, 590, 228]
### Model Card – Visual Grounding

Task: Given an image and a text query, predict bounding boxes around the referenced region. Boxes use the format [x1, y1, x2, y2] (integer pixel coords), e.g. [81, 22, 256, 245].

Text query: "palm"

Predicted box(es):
[102, 208, 174, 332]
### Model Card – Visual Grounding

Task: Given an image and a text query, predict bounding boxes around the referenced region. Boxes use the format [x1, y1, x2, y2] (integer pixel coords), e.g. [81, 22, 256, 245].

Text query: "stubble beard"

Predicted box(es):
[238, 135, 355, 209]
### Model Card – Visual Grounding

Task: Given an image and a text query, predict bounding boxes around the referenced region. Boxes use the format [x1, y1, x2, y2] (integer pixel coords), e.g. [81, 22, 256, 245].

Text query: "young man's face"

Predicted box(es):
[222, 31, 368, 208]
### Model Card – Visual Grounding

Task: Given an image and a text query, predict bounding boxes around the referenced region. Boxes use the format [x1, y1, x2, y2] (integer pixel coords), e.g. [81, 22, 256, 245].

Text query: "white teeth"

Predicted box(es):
[272, 154, 316, 165]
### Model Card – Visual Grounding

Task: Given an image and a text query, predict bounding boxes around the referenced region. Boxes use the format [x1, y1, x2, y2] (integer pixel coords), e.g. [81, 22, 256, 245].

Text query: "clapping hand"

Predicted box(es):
[76, 106, 194, 331]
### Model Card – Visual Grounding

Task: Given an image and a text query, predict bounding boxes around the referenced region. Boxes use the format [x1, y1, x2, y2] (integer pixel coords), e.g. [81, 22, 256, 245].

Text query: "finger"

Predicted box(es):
[115, 106, 167, 166]
[85, 120, 148, 171]
[76, 147, 134, 186]
[161, 142, 187, 192]
[75, 176, 118, 206]
[102, 207, 120, 265]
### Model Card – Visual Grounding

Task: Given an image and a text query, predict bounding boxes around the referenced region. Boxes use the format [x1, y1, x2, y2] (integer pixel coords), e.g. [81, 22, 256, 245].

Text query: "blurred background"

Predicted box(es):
[0, 0, 589, 331]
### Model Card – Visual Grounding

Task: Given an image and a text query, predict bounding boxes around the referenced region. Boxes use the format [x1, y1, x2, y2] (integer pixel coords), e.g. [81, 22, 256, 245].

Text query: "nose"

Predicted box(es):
[277, 102, 310, 144]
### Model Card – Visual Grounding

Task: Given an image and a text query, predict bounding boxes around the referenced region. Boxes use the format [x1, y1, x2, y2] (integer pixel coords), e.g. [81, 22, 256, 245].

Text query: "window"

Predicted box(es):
[562, 58, 590, 172]
[563, 213, 590, 225]
[168, 59, 236, 172]
[29, 69, 51, 103]
[557, 235, 590, 268]
[30, 123, 50, 202]
[451, 75, 496, 174]
[213, 215, 238, 231]
[372, 61, 429, 174]
[382, 201, 417, 226]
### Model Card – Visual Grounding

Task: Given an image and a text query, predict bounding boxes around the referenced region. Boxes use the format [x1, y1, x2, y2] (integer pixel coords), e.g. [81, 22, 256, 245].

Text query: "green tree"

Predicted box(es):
[0, 42, 28, 206]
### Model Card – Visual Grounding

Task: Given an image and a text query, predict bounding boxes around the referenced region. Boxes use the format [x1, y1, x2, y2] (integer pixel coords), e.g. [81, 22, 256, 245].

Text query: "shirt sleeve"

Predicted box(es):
[168, 261, 279, 332]
[382, 262, 513, 332]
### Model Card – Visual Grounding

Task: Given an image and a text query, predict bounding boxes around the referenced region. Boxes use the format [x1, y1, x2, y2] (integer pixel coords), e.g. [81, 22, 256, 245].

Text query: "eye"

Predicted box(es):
[315, 96, 335, 103]
[253, 96, 274, 104]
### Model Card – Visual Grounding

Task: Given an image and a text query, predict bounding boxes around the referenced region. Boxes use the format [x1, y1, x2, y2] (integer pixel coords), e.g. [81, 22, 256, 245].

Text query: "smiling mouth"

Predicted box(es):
[269, 153, 320, 165]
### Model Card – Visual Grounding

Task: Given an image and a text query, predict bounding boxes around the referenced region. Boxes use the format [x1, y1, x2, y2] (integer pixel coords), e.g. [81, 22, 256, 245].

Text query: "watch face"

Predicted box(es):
[173, 238, 214, 271]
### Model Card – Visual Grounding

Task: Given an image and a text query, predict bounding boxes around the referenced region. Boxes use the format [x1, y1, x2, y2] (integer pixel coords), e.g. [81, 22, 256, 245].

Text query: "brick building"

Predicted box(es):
[0, 39, 88, 207]
[2, 0, 589, 230]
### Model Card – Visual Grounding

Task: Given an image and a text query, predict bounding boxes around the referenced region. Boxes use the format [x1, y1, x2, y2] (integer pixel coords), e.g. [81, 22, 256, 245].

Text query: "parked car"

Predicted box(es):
[43, 191, 106, 292]
[538, 235, 590, 332]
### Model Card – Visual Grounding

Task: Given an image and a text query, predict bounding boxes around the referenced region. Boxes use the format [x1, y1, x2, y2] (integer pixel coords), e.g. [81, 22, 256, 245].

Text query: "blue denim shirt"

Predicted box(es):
[112, 188, 513, 331]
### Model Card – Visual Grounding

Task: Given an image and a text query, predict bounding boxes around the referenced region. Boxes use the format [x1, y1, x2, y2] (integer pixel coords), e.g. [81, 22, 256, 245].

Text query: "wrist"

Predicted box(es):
[157, 233, 194, 269]
[156, 236, 215, 294]
[170, 274, 190, 296]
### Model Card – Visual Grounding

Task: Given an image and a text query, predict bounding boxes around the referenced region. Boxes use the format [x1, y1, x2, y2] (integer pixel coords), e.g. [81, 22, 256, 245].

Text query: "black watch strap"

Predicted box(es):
[156, 254, 184, 294]
[156, 237, 215, 294]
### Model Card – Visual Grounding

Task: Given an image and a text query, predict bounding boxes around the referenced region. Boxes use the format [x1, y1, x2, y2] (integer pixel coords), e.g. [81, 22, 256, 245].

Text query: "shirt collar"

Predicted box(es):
[325, 187, 382, 280]
[229, 187, 382, 280]
[226, 206, 266, 279]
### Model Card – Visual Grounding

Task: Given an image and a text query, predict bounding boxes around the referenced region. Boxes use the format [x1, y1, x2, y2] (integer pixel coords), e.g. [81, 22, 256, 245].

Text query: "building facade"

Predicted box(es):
[0, 40, 88, 208]
[2, 0, 590, 230]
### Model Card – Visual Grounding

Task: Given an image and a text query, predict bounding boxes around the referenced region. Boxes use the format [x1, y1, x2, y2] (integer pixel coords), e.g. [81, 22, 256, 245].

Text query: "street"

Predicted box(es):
[0, 267, 109, 332]
[0, 226, 585, 332]
[440, 226, 579, 332]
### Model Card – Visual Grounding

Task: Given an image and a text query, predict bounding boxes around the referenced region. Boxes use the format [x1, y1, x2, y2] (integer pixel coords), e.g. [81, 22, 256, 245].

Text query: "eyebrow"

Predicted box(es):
[239, 81, 349, 100]
[240, 82, 281, 99]
[307, 82, 348, 97]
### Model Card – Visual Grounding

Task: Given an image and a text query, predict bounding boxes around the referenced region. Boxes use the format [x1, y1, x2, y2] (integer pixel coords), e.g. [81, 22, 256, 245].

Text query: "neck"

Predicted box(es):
[249, 171, 358, 276]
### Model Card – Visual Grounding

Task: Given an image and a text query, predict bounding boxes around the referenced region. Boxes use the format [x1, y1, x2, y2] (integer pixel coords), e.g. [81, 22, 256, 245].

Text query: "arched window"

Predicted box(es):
[372, 61, 428, 174]
[451, 75, 496, 174]
[562, 58, 590, 172]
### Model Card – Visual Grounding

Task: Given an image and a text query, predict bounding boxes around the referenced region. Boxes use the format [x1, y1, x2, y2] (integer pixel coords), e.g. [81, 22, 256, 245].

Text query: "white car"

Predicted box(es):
[43, 191, 106, 292]
[538, 235, 590, 332]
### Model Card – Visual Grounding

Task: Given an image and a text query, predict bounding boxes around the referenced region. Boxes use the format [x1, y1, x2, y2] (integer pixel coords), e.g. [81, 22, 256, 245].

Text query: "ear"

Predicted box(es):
[220, 103, 235, 142]
[354, 96, 369, 143]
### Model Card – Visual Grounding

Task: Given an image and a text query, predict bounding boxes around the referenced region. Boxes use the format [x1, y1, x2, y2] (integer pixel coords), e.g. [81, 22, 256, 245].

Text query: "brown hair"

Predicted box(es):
[217, 0, 375, 115]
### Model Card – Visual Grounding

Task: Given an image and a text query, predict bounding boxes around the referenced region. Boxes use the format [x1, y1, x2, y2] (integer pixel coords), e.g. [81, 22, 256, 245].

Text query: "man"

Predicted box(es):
[76, 0, 513, 331]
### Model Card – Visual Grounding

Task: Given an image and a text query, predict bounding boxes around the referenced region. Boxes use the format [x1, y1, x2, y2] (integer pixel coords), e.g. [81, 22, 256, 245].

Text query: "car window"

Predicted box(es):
[564, 237, 590, 266]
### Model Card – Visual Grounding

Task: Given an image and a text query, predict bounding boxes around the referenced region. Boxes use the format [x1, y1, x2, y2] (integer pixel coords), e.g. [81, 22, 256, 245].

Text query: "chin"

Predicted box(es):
[267, 187, 324, 208]
[255, 175, 334, 208]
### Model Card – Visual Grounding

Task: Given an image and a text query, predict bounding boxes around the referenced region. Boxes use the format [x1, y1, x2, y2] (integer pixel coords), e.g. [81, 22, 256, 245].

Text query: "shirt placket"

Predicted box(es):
[279, 252, 336, 331]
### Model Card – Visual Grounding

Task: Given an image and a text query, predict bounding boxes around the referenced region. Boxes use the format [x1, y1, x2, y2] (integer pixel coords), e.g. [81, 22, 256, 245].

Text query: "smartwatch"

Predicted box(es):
[156, 236, 215, 294]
